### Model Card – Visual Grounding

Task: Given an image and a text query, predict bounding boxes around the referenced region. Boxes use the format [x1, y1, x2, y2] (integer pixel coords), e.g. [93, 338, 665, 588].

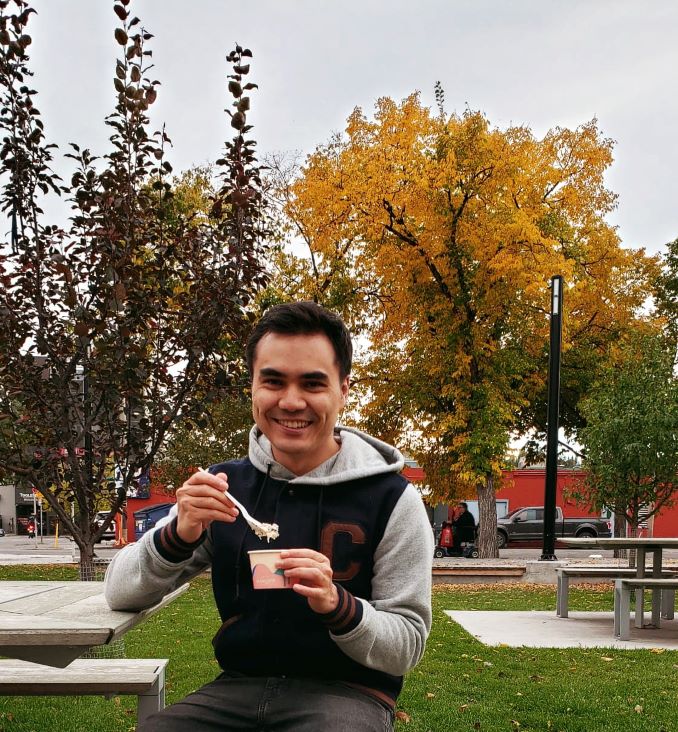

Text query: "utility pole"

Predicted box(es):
[541, 275, 563, 561]
[32, 488, 37, 549]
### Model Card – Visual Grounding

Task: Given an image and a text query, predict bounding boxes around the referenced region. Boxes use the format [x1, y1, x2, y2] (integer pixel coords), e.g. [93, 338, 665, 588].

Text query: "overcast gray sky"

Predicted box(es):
[25, 0, 677, 255]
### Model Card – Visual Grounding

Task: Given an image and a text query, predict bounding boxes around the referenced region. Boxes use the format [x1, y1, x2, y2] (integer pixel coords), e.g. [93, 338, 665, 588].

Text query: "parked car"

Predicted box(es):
[0, 528, 5, 537]
[95, 511, 118, 541]
[496, 506, 612, 548]
[134, 503, 175, 540]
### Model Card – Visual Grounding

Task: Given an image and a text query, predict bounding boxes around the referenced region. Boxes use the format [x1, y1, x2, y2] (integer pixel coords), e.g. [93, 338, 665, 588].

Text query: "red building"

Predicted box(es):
[402, 466, 678, 536]
[125, 466, 678, 541]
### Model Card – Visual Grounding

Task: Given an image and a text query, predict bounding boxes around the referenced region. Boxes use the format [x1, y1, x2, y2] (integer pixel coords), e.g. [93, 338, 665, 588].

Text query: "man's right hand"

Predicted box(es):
[175, 470, 239, 543]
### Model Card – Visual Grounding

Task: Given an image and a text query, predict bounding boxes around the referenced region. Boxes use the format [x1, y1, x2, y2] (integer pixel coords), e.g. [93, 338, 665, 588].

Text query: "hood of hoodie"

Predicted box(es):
[248, 424, 405, 485]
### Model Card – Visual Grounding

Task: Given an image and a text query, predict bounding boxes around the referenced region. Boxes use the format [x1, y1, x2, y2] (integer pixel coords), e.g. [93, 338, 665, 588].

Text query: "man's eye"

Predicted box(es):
[305, 381, 326, 389]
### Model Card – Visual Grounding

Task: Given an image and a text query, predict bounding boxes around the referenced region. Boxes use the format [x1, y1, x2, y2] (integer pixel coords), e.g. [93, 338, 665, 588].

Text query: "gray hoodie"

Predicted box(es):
[105, 425, 433, 681]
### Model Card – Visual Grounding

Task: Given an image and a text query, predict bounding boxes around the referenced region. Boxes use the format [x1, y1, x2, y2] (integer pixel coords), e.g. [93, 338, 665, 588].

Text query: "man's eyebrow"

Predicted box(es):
[301, 371, 329, 381]
[258, 368, 284, 377]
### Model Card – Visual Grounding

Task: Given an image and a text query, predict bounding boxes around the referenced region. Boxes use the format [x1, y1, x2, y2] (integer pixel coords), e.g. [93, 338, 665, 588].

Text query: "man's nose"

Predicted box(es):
[278, 386, 306, 411]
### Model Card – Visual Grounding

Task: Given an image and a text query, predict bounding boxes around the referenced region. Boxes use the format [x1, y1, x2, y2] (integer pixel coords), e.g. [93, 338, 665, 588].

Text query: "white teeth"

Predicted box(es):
[277, 420, 310, 429]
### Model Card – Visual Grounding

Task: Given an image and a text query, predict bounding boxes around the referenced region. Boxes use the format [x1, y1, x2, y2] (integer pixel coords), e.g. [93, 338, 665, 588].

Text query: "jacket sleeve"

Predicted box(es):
[104, 504, 213, 611]
[321, 483, 433, 676]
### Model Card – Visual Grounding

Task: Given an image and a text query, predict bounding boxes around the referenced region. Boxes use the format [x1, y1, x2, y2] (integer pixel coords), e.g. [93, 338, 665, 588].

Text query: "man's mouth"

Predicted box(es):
[274, 418, 312, 429]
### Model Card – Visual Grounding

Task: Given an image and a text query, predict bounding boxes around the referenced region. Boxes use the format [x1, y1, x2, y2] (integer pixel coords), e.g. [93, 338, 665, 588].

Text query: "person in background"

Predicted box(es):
[438, 520, 453, 555]
[104, 301, 433, 732]
[452, 502, 476, 554]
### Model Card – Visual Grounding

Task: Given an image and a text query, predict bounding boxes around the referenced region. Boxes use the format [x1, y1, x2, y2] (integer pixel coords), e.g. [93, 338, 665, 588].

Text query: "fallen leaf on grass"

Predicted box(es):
[511, 720, 521, 728]
[600, 656, 614, 662]
[459, 704, 469, 712]
[634, 704, 643, 714]
[426, 692, 435, 699]
[395, 710, 411, 723]
[650, 647, 665, 654]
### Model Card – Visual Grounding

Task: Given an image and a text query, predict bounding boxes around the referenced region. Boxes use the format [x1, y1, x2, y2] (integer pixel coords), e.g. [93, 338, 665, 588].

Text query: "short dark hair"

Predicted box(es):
[459, 502, 468, 510]
[246, 301, 353, 380]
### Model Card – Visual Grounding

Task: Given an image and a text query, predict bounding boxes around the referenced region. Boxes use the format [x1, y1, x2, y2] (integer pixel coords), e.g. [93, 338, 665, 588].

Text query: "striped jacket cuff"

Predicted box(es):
[318, 584, 363, 635]
[153, 516, 205, 562]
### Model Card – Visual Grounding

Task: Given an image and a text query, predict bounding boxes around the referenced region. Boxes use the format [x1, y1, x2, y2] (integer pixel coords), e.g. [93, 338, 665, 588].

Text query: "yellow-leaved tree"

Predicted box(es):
[269, 94, 658, 557]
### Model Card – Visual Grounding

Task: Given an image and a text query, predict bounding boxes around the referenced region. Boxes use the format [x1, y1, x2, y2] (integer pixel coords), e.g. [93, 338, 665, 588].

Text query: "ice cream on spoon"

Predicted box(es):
[198, 468, 279, 542]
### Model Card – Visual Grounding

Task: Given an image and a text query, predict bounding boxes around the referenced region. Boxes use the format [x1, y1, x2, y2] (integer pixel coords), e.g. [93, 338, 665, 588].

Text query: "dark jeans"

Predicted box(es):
[139, 674, 395, 731]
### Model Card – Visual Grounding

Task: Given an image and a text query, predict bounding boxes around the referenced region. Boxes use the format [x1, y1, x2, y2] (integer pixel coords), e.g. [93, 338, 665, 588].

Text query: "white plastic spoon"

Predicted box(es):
[198, 468, 279, 542]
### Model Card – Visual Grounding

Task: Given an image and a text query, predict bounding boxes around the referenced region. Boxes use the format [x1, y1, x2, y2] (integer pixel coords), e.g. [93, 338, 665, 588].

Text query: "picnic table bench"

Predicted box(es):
[615, 577, 678, 640]
[0, 658, 168, 723]
[556, 566, 677, 618]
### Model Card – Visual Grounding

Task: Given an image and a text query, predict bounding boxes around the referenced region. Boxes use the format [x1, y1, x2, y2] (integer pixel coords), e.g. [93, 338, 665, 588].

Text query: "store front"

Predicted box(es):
[0, 485, 56, 536]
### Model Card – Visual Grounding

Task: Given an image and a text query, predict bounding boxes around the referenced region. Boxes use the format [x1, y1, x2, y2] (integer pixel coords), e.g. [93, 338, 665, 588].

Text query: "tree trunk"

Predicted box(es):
[627, 522, 637, 569]
[76, 537, 124, 658]
[77, 540, 97, 581]
[613, 512, 628, 561]
[476, 475, 499, 559]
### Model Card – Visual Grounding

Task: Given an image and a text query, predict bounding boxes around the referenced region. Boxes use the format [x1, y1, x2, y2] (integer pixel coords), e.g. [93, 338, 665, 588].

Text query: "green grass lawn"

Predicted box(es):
[1, 566, 677, 731]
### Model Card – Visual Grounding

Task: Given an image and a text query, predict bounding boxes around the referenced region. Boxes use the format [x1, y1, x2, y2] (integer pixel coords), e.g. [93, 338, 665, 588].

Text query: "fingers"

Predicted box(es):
[277, 549, 338, 614]
[279, 548, 329, 565]
[174, 469, 239, 542]
[187, 469, 229, 494]
[179, 471, 235, 510]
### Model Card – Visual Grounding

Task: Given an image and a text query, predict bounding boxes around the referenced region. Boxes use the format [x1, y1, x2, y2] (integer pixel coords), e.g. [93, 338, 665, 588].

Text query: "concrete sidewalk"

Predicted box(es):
[0, 533, 121, 565]
[446, 610, 678, 650]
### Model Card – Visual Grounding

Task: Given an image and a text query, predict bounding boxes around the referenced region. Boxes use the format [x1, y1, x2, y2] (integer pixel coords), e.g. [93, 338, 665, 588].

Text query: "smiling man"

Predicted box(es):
[105, 301, 433, 731]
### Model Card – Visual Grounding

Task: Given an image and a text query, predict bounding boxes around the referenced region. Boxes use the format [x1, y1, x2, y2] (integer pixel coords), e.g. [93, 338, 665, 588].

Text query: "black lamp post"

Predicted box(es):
[541, 275, 563, 561]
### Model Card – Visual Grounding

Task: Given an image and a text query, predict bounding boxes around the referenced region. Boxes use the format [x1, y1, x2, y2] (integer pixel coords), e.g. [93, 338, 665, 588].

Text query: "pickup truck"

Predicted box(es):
[496, 506, 611, 548]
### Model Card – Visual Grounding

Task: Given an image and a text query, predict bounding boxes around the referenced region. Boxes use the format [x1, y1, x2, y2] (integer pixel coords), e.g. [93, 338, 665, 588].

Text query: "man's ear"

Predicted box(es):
[340, 376, 350, 404]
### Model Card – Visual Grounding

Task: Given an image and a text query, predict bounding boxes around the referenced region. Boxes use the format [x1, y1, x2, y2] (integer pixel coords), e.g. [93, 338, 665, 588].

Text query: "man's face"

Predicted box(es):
[251, 331, 349, 476]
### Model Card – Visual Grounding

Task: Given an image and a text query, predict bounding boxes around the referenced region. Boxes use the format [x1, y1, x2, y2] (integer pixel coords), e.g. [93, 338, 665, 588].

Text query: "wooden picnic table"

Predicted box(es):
[0, 581, 188, 668]
[560, 537, 678, 629]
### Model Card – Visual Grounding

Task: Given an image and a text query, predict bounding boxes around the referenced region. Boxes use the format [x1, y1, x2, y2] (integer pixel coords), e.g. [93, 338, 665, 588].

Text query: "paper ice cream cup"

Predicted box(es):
[248, 549, 292, 590]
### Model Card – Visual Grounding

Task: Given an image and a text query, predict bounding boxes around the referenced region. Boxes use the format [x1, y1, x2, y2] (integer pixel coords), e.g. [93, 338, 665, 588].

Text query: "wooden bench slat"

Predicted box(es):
[615, 578, 678, 588]
[0, 584, 103, 615]
[0, 658, 168, 721]
[558, 567, 678, 576]
[0, 658, 164, 672]
[0, 681, 159, 694]
[0, 662, 162, 687]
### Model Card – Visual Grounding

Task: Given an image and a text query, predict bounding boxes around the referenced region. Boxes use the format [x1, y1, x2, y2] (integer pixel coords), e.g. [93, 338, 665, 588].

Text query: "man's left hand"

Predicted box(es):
[277, 549, 339, 614]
